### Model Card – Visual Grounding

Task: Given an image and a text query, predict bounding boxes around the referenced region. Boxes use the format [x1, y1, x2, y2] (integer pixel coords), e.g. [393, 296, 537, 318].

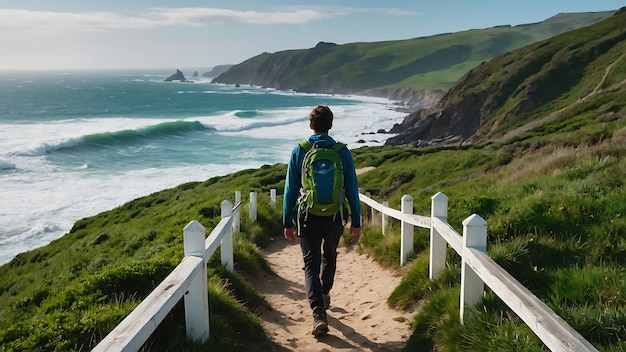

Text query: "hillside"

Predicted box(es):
[387, 8, 626, 146]
[211, 11, 612, 105]
[201, 64, 233, 78]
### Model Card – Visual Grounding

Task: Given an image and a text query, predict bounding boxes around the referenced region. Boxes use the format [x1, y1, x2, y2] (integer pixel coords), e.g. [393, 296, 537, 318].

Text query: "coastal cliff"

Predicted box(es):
[211, 11, 612, 108]
[386, 8, 626, 146]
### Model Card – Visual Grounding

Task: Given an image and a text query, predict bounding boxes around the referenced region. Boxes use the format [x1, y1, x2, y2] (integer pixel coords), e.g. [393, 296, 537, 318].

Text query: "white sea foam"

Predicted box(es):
[0, 75, 408, 265]
[0, 162, 259, 264]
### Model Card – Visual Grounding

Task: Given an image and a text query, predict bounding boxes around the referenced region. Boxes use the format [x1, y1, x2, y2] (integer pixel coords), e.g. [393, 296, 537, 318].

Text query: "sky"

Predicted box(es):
[0, 0, 623, 71]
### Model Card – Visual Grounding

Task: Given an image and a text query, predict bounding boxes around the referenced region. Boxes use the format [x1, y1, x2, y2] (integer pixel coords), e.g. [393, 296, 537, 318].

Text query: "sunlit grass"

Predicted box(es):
[356, 131, 626, 351]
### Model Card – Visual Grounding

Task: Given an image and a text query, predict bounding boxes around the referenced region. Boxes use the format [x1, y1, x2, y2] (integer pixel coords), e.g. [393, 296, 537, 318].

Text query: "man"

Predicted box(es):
[283, 105, 361, 337]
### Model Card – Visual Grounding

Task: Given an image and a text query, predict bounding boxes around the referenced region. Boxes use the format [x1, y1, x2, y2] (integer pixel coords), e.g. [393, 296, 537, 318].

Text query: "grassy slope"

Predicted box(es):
[453, 11, 626, 142]
[0, 166, 286, 351]
[217, 11, 612, 92]
[352, 133, 626, 350]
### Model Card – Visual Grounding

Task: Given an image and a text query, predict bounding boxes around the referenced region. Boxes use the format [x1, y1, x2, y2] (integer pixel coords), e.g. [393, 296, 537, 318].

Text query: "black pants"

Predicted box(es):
[298, 211, 344, 310]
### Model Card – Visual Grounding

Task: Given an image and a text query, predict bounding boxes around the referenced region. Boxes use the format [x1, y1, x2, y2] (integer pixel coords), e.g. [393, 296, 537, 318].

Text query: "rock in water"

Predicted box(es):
[164, 69, 188, 82]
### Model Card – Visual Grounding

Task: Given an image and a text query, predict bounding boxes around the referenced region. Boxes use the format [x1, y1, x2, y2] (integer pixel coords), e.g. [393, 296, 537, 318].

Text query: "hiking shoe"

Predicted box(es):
[322, 293, 331, 310]
[311, 307, 329, 337]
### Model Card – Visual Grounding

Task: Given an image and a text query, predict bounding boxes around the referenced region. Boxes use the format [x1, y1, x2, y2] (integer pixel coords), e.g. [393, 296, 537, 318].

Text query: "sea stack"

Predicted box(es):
[164, 69, 189, 82]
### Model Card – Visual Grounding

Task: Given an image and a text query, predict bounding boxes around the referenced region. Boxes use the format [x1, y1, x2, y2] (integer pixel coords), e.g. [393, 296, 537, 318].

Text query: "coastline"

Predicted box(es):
[0, 75, 407, 265]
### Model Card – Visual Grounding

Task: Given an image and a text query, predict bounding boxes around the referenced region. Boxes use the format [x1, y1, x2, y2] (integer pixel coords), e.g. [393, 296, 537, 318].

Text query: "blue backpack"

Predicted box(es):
[298, 140, 346, 216]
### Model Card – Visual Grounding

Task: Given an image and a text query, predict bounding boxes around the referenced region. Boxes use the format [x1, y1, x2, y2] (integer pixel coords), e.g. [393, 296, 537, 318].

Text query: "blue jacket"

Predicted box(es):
[283, 134, 361, 228]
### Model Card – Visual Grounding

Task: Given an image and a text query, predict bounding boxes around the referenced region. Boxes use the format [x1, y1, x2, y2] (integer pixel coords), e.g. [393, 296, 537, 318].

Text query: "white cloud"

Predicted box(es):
[0, 6, 414, 35]
[0, 7, 336, 36]
[383, 8, 419, 16]
[148, 7, 330, 25]
[0, 9, 157, 34]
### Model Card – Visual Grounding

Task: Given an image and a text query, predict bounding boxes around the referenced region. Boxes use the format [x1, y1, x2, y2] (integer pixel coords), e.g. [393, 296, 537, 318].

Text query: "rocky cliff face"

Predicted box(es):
[361, 87, 445, 108]
[386, 66, 490, 146]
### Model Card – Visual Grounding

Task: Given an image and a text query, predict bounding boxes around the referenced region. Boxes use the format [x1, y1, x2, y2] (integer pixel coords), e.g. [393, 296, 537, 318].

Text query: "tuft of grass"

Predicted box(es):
[387, 252, 431, 309]
[357, 222, 402, 268]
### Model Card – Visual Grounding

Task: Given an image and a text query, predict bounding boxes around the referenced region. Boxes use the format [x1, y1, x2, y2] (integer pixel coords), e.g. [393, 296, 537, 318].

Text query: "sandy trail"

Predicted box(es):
[248, 237, 414, 352]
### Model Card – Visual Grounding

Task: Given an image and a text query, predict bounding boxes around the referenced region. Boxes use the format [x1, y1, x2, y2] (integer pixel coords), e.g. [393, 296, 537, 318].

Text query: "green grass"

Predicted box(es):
[353, 132, 626, 351]
[1, 126, 625, 351]
[0, 167, 285, 352]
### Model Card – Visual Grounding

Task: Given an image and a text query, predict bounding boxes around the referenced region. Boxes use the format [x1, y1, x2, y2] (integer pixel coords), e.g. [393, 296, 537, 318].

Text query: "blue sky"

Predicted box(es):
[0, 0, 622, 70]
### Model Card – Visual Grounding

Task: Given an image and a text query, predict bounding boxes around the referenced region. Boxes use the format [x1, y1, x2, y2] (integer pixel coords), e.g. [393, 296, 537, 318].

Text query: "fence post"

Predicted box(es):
[430, 192, 448, 280]
[183, 220, 210, 342]
[234, 191, 241, 233]
[249, 192, 257, 222]
[270, 189, 276, 209]
[364, 192, 374, 224]
[221, 200, 234, 272]
[382, 201, 389, 236]
[400, 195, 414, 266]
[460, 214, 487, 324]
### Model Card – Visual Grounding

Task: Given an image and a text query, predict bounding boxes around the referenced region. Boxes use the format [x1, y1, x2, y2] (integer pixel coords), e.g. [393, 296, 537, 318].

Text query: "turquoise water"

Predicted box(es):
[0, 69, 405, 264]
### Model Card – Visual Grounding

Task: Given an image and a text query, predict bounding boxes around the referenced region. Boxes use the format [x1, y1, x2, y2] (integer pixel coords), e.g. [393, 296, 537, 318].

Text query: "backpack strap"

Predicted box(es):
[299, 140, 345, 152]
[299, 140, 311, 151]
[331, 142, 346, 152]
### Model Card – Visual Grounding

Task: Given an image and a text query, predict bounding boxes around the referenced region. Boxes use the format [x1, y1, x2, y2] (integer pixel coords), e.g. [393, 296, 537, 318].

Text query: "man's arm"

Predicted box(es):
[283, 144, 302, 234]
[340, 147, 361, 228]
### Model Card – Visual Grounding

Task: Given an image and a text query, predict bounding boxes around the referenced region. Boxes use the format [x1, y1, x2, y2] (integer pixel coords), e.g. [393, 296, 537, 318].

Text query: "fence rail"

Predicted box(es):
[94, 189, 597, 352]
[93, 198, 243, 351]
[361, 191, 598, 352]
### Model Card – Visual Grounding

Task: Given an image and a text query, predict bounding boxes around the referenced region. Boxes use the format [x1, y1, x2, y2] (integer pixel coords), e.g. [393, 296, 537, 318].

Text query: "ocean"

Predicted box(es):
[0, 69, 406, 265]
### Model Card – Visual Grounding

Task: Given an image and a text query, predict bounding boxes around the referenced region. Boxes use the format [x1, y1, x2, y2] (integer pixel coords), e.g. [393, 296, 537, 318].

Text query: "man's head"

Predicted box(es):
[309, 105, 333, 133]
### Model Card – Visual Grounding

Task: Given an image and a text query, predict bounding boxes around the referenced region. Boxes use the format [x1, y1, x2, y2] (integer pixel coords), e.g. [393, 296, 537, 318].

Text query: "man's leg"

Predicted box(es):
[299, 212, 324, 310]
[320, 214, 344, 299]
[299, 213, 329, 336]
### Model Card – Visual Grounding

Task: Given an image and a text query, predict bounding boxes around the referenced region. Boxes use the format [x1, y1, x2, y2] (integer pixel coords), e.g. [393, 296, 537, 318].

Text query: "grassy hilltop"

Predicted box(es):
[1, 8, 625, 352]
[212, 11, 611, 101]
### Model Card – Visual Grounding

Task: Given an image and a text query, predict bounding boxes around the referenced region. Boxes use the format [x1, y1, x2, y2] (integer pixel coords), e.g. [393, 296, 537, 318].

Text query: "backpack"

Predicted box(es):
[298, 140, 346, 216]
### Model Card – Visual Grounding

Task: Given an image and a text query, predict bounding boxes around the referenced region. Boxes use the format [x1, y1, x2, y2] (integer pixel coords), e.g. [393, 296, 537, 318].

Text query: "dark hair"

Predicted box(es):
[309, 105, 333, 133]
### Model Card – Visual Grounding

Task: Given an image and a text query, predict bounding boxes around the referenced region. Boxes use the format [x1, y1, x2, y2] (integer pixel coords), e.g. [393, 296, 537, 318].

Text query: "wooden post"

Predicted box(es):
[365, 192, 374, 224]
[221, 200, 234, 272]
[249, 192, 257, 222]
[233, 191, 241, 233]
[382, 201, 389, 236]
[270, 189, 276, 209]
[430, 192, 448, 279]
[460, 214, 487, 324]
[400, 195, 414, 266]
[183, 220, 209, 342]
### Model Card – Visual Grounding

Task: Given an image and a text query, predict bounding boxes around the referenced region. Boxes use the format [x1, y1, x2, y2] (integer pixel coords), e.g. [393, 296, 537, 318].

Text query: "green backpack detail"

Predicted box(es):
[298, 140, 346, 216]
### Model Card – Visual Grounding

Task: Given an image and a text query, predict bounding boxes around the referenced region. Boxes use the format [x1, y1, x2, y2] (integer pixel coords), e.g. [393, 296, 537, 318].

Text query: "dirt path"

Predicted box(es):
[248, 238, 414, 352]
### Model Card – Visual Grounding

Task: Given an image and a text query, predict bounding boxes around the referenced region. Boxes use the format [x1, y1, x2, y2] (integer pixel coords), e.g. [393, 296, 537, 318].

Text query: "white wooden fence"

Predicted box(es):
[94, 188, 597, 352]
[360, 191, 598, 352]
[93, 194, 248, 351]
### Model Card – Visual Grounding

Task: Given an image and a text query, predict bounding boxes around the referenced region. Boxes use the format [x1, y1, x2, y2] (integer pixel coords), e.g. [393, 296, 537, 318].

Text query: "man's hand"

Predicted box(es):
[349, 226, 360, 243]
[284, 227, 297, 241]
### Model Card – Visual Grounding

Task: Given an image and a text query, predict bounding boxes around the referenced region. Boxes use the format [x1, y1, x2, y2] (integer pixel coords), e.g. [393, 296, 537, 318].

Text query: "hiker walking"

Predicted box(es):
[283, 105, 361, 337]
